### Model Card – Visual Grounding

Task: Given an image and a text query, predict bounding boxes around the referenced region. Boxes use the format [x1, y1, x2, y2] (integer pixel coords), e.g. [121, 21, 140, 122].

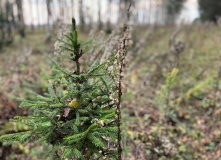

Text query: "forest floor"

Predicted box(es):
[0, 24, 221, 160]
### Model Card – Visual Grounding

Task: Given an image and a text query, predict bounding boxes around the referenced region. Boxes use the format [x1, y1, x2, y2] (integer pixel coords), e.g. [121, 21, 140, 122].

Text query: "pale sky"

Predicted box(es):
[180, 0, 199, 22]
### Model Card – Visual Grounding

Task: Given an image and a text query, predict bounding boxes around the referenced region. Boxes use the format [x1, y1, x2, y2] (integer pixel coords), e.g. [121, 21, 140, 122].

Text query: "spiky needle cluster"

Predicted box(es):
[0, 18, 119, 159]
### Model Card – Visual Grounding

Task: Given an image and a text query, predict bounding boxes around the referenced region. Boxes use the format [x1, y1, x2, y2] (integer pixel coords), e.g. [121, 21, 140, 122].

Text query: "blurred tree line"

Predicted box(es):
[198, 0, 221, 23]
[1, 0, 221, 48]
[0, 0, 186, 43]
[0, 0, 15, 48]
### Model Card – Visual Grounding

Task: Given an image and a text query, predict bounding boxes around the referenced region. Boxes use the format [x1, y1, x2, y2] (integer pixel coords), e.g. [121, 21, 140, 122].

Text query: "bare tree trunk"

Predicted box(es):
[71, 0, 74, 18]
[10, 0, 15, 27]
[85, 5, 92, 29]
[149, 0, 152, 24]
[142, 0, 146, 24]
[5, 1, 13, 44]
[118, 0, 132, 24]
[58, 0, 64, 22]
[79, 0, 85, 31]
[98, 0, 102, 29]
[0, 1, 5, 48]
[106, 0, 112, 33]
[118, 0, 122, 23]
[50, 0, 56, 24]
[161, 0, 184, 25]
[154, 0, 160, 25]
[46, 0, 52, 42]
[16, 0, 25, 38]
[36, 0, 40, 28]
[28, 0, 34, 29]
[0, 0, 14, 47]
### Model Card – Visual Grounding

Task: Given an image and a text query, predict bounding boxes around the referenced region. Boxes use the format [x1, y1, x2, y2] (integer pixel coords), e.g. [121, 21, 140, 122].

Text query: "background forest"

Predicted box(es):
[0, 0, 221, 160]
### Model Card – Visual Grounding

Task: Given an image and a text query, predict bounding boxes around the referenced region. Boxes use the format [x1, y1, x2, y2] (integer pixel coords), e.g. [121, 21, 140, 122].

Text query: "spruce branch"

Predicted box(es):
[1, 17, 123, 159]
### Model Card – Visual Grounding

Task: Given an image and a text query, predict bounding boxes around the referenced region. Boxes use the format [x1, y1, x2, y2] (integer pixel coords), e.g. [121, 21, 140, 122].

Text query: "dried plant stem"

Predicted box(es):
[116, 3, 131, 160]
[116, 70, 123, 160]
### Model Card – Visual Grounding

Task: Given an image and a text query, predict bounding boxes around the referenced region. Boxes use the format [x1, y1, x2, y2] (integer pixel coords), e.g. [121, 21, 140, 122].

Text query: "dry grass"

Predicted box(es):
[1, 24, 221, 159]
